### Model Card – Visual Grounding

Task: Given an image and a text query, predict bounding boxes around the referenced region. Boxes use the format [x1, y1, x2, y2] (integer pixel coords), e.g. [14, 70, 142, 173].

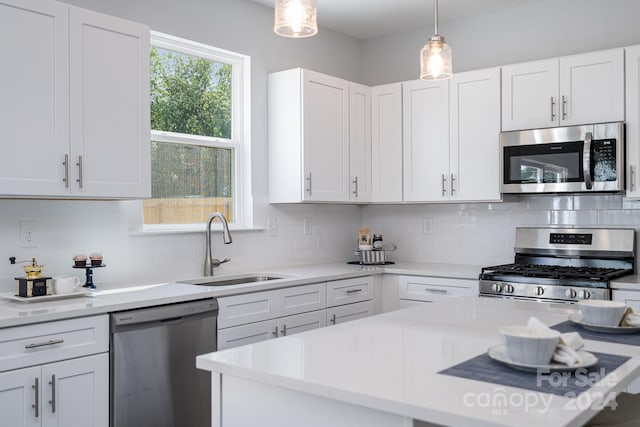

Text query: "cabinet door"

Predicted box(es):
[559, 48, 624, 126]
[302, 70, 350, 202]
[0, 366, 40, 427]
[626, 45, 640, 199]
[349, 83, 372, 202]
[371, 83, 403, 202]
[0, 0, 69, 196]
[69, 7, 150, 198]
[402, 79, 449, 202]
[217, 319, 278, 351]
[327, 300, 374, 326]
[276, 283, 326, 317]
[449, 68, 501, 202]
[279, 310, 327, 337]
[501, 59, 558, 131]
[42, 353, 108, 427]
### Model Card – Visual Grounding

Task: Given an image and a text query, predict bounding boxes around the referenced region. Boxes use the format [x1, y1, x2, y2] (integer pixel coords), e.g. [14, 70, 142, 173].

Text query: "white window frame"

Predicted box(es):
[142, 31, 252, 232]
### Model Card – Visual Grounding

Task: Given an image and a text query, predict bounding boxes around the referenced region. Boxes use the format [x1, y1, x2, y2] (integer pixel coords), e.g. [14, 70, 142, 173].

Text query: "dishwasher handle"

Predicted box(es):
[111, 299, 218, 330]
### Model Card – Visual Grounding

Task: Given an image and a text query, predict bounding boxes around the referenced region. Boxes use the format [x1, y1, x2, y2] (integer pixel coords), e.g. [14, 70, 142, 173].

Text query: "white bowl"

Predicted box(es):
[578, 300, 627, 327]
[500, 325, 560, 365]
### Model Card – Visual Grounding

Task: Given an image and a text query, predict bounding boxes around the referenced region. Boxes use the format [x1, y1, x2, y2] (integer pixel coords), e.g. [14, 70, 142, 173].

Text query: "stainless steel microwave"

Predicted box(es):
[500, 122, 624, 194]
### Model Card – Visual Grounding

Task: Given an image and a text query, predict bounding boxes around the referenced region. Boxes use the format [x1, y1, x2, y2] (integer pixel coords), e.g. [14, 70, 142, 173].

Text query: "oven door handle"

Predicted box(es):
[583, 131, 593, 190]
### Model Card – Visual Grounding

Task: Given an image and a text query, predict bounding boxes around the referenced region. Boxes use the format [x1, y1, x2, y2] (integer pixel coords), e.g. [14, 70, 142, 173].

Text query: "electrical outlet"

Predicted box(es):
[20, 220, 37, 247]
[267, 217, 277, 237]
[422, 218, 433, 235]
[303, 217, 312, 236]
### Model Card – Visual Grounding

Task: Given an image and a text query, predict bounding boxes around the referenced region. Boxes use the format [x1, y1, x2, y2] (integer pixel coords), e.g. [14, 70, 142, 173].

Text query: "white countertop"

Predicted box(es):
[0, 262, 481, 328]
[196, 297, 640, 427]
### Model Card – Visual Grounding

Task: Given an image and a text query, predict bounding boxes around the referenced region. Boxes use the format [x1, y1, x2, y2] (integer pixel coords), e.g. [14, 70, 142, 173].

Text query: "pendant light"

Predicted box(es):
[420, 0, 452, 80]
[274, 0, 318, 38]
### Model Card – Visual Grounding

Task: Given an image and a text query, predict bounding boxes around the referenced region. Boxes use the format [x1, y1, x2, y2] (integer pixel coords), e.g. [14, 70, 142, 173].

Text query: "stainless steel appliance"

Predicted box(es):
[501, 122, 624, 194]
[110, 299, 218, 427]
[479, 227, 635, 303]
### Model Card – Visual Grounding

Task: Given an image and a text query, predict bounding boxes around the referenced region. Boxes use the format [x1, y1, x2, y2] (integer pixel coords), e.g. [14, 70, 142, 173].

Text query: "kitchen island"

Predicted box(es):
[196, 297, 640, 427]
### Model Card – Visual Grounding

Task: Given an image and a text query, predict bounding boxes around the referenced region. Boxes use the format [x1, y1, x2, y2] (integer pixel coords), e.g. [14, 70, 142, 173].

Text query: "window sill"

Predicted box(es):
[129, 225, 265, 236]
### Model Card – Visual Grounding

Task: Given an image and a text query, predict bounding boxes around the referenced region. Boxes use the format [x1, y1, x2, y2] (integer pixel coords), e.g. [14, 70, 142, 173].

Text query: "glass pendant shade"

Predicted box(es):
[420, 35, 452, 80]
[274, 0, 318, 38]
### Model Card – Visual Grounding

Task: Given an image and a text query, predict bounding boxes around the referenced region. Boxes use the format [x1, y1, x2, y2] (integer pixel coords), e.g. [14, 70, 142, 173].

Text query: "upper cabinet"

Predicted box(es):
[626, 45, 640, 199]
[502, 48, 624, 131]
[371, 83, 403, 202]
[402, 68, 501, 203]
[0, 0, 150, 199]
[268, 68, 371, 203]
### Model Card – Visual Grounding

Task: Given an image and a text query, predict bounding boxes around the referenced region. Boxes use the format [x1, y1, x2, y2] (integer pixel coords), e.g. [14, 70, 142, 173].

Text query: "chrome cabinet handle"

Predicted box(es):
[441, 174, 447, 196]
[282, 324, 287, 336]
[62, 154, 69, 188]
[329, 313, 336, 324]
[424, 287, 448, 294]
[25, 339, 64, 349]
[631, 165, 636, 192]
[272, 326, 278, 337]
[352, 176, 359, 198]
[562, 95, 567, 120]
[346, 288, 362, 294]
[305, 172, 312, 196]
[550, 96, 556, 121]
[583, 131, 593, 190]
[32, 377, 39, 418]
[76, 155, 83, 188]
[49, 374, 56, 413]
[450, 173, 456, 195]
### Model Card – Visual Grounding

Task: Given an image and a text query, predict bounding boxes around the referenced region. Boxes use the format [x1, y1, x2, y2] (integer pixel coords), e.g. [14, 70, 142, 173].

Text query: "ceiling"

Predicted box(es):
[250, 0, 544, 40]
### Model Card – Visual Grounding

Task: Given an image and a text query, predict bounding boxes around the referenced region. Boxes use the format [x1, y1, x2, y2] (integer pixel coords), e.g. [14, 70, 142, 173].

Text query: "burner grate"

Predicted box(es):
[481, 263, 632, 282]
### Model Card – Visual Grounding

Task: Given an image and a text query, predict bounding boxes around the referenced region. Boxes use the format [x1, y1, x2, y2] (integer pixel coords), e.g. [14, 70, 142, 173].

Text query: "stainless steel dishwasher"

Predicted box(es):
[110, 298, 218, 427]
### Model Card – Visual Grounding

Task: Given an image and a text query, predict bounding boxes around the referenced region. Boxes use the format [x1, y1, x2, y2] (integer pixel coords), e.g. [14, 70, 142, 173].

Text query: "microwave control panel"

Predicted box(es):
[593, 139, 617, 182]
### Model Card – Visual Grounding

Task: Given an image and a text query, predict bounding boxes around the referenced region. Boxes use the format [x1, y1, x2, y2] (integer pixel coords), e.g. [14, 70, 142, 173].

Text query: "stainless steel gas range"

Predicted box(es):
[479, 227, 635, 303]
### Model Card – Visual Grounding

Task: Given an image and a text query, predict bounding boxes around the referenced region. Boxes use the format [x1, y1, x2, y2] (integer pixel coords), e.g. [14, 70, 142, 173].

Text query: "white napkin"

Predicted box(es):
[527, 317, 584, 366]
[621, 307, 640, 327]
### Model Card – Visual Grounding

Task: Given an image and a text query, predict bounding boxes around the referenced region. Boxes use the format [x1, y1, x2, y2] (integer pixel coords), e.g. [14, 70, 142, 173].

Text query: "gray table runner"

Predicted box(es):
[551, 320, 640, 345]
[439, 351, 630, 396]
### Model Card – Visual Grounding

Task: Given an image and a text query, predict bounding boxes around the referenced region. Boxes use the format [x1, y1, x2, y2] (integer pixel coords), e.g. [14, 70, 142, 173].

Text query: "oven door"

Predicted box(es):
[500, 122, 623, 194]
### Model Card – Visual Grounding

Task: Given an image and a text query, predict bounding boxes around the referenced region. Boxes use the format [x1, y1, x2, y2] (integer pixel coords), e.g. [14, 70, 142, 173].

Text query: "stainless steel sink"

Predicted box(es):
[177, 275, 285, 287]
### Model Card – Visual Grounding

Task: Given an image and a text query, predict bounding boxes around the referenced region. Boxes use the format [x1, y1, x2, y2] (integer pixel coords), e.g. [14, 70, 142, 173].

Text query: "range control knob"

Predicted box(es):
[578, 289, 591, 300]
[503, 284, 515, 294]
[534, 286, 545, 296]
[565, 288, 577, 299]
[491, 283, 503, 293]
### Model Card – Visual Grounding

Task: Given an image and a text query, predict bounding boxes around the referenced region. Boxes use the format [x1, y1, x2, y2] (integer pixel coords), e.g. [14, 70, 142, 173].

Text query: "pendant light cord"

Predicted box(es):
[434, 0, 439, 35]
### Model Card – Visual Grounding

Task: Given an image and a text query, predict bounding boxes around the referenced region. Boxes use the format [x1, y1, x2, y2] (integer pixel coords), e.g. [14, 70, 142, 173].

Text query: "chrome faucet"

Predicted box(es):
[204, 212, 232, 276]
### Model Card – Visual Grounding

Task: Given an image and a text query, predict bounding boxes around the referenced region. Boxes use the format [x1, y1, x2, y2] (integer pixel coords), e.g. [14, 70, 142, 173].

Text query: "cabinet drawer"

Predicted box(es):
[398, 276, 478, 303]
[326, 276, 373, 307]
[0, 315, 108, 372]
[276, 283, 326, 317]
[327, 300, 374, 326]
[217, 319, 278, 351]
[218, 291, 278, 329]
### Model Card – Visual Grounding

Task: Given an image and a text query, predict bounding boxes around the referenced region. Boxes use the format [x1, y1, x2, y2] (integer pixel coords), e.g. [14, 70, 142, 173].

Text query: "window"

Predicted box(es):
[143, 32, 250, 229]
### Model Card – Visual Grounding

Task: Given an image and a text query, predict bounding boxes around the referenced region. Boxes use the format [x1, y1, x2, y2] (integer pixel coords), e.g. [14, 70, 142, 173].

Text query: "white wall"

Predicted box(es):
[361, 0, 640, 85]
[0, 0, 364, 292]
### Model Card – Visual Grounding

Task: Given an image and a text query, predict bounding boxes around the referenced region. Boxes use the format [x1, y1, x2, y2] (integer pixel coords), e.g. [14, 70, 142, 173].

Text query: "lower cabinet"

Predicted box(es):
[217, 276, 375, 350]
[0, 316, 109, 427]
[398, 276, 479, 307]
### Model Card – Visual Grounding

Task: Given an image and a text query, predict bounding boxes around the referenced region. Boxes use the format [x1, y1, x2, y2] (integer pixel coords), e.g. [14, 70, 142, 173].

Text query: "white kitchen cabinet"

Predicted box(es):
[276, 282, 326, 317]
[402, 79, 449, 202]
[217, 318, 279, 350]
[612, 289, 640, 392]
[0, 315, 109, 427]
[398, 276, 478, 305]
[327, 300, 374, 325]
[502, 48, 624, 131]
[0, 0, 150, 198]
[326, 276, 373, 307]
[449, 68, 501, 202]
[277, 310, 327, 337]
[402, 68, 500, 202]
[371, 83, 403, 202]
[625, 45, 640, 199]
[349, 83, 372, 202]
[268, 69, 373, 203]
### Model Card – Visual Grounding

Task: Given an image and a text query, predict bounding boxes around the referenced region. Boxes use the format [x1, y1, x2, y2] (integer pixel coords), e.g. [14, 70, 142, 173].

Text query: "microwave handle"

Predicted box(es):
[583, 132, 593, 190]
